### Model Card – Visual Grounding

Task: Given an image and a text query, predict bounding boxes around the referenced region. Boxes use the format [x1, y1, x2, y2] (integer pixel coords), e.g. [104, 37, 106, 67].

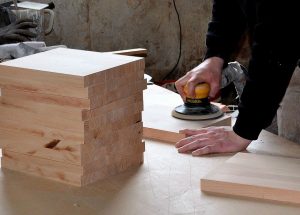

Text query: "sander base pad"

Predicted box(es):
[171, 103, 223, 120]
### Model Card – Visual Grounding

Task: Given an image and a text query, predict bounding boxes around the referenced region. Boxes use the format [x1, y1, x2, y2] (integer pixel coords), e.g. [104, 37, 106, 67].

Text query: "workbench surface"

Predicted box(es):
[1, 131, 300, 215]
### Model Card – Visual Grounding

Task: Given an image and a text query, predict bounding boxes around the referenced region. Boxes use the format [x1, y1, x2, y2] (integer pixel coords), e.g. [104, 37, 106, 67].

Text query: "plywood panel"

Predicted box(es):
[201, 152, 300, 205]
[143, 85, 231, 143]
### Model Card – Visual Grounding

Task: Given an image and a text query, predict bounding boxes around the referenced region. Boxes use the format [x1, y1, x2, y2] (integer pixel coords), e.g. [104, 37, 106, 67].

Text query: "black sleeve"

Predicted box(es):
[233, 1, 300, 140]
[204, 0, 247, 64]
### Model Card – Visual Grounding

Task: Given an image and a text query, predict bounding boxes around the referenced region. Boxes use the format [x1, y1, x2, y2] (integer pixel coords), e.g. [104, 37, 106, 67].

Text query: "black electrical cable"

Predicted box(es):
[162, 0, 182, 81]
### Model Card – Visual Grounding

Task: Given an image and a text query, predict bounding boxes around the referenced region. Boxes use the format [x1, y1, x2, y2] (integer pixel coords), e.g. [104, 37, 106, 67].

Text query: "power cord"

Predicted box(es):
[162, 0, 182, 81]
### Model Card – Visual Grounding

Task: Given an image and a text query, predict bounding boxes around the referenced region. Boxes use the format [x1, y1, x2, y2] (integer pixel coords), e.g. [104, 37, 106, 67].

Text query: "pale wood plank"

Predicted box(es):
[2, 150, 83, 186]
[1, 48, 144, 83]
[247, 130, 300, 159]
[1, 90, 84, 122]
[83, 122, 143, 161]
[82, 92, 142, 120]
[0, 118, 84, 144]
[0, 65, 87, 98]
[0, 48, 145, 98]
[2, 88, 90, 109]
[109, 48, 148, 57]
[81, 152, 144, 186]
[201, 152, 300, 205]
[90, 79, 146, 108]
[143, 85, 231, 143]
[0, 128, 81, 165]
[0, 100, 85, 133]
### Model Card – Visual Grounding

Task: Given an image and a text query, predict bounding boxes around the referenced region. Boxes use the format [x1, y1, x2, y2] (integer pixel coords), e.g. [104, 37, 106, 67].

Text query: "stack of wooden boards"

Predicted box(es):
[0, 48, 147, 186]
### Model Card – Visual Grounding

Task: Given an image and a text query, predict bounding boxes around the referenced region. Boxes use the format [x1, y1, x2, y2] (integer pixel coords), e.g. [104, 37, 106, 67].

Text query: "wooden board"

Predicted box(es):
[0, 128, 81, 165]
[89, 79, 146, 109]
[0, 48, 144, 98]
[201, 152, 300, 205]
[2, 150, 83, 186]
[109, 48, 148, 57]
[143, 85, 231, 143]
[247, 130, 300, 158]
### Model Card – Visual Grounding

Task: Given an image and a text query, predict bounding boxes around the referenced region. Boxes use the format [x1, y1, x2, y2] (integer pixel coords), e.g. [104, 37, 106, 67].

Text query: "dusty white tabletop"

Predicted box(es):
[1, 130, 300, 215]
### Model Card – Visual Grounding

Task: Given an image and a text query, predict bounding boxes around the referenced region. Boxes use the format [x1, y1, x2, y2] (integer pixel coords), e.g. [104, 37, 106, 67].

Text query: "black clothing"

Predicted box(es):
[205, 0, 300, 140]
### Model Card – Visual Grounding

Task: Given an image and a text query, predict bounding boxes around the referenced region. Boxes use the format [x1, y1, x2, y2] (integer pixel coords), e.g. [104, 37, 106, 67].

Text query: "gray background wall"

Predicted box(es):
[32, 0, 249, 81]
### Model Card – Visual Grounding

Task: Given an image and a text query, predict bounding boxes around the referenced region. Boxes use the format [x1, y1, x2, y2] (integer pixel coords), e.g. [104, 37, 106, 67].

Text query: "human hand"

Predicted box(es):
[175, 126, 251, 156]
[175, 57, 224, 101]
[0, 18, 37, 45]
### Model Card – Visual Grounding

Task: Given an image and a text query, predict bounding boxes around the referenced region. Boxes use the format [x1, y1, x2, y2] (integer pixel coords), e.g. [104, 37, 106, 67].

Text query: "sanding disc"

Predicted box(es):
[171, 103, 223, 120]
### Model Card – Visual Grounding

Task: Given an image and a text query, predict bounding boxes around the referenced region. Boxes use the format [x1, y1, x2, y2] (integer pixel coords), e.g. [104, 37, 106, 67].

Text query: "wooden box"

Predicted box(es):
[0, 48, 146, 186]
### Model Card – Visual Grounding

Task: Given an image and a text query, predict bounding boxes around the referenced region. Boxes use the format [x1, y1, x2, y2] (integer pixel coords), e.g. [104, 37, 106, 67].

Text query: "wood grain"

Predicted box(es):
[143, 85, 231, 143]
[2, 150, 83, 186]
[201, 152, 300, 205]
[0, 48, 146, 186]
[0, 48, 145, 98]
[0, 128, 81, 165]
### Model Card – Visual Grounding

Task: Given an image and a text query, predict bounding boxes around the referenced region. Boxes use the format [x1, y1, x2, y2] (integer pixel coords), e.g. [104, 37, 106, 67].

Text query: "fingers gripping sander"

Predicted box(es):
[172, 83, 223, 120]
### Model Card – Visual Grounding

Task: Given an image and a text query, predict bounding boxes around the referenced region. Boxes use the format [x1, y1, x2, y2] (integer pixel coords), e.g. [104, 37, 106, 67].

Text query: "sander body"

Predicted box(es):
[172, 83, 223, 120]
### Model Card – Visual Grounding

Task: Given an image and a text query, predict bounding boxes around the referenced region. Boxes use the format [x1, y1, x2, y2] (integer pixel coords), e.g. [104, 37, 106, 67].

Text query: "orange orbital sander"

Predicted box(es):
[172, 83, 223, 120]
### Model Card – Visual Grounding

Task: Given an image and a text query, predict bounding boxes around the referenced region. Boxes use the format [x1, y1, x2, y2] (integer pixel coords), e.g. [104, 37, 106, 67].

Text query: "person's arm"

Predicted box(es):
[176, 0, 247, 101]
[174, 0, 252, 155]
[204, 0, 247, 65]
[233, 1, 300, 140]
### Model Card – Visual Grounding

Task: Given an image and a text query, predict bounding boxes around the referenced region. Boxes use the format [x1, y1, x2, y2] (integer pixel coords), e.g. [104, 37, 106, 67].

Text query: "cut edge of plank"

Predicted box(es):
[201, 178, 300, 205]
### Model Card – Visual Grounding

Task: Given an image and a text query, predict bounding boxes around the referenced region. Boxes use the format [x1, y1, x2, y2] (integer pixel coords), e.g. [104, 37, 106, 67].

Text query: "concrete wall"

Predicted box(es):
[30, 0, 212, 80]
[32, 0, 248, 81]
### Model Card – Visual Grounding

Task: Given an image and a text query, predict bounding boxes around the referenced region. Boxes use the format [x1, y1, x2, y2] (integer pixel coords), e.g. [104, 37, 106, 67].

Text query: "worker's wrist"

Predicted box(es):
[232, 129, 252, 146]
[203, 57, 224, 71]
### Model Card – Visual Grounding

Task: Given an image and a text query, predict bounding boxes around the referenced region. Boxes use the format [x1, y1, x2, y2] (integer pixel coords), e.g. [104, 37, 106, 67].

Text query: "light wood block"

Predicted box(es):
[82, 92, 143, 120]
[83, 122, 143, 163]
[81, 152, 144, 186]
[0, 48, 145, 98]
[0, 128, 81, 165]
[143, 85, 231, 143]
[0, 117, 84, 145]
[201, 152, 300, 205]
[0, 48, 147, 186]
[0, 96, 85, 133]
[89, 79, 146, 109]
[2, 150, 83, 186]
